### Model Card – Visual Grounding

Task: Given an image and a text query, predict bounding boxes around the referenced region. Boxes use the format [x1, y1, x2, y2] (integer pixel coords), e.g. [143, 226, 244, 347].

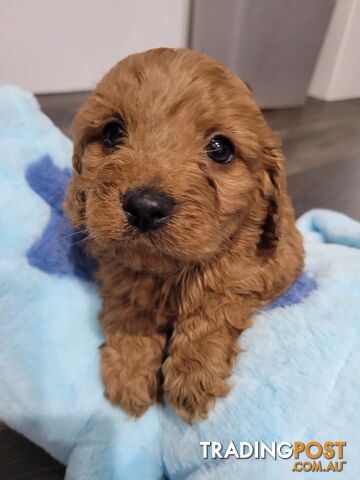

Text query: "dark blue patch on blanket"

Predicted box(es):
[265, 272, 316, 311]
[25, 155, 316, 305]
[26, 155, 97, 280]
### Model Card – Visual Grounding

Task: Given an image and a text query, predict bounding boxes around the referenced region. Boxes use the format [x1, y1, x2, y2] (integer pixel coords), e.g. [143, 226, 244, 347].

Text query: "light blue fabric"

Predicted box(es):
[0, 86, 359, 479]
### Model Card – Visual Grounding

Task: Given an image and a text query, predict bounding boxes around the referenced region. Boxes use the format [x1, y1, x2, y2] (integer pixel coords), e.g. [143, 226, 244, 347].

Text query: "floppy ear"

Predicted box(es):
[71, 105, 90, 175]
[64, 91, 109, 227]
[72, 140, 83, 175]
[64, 170, 86, 228]
[257, 143, 286, 254]
[64, 130, 87, 228]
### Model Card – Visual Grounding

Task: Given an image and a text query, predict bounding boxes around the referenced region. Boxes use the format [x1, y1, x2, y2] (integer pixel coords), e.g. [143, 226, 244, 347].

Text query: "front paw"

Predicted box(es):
[162, 354, 230, 423]
[100, 343, 159, 417]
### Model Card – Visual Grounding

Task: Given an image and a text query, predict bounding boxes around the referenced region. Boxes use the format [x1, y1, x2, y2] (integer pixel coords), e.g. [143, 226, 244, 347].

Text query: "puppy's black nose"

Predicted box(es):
[122, 188, 175, 232]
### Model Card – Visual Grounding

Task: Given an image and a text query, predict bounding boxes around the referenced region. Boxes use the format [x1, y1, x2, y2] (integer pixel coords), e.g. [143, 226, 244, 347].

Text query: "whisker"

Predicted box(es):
[68, 235, 90, 248]
[54, 229, 88, 242]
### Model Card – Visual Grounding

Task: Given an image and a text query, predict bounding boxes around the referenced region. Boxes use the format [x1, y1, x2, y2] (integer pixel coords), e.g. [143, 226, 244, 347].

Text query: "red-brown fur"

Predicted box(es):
[65, 48, 304, 423]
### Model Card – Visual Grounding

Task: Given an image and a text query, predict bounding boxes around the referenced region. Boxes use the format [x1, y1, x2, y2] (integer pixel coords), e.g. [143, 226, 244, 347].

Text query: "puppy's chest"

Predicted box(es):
[108, 270, 179, 326]
[135, 279, 179, 326]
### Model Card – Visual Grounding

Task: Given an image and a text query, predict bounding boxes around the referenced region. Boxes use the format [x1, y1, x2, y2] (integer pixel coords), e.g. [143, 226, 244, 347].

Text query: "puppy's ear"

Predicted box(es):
[64, 172, 86, 228]
[64, 120, 87, 227]
[72, 141, 83, 175]
[257, 143, 285, 254]
[71, 106, 89, 175]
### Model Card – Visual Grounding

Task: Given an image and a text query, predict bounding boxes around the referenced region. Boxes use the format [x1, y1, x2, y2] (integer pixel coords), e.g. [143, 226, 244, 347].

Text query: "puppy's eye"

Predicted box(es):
[102, 121, 124, 149]
[206, 135, 235, 164]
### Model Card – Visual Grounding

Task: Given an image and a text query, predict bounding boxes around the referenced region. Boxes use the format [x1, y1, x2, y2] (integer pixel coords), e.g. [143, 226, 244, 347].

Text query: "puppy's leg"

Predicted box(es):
[100, 305, 166, 417]
[162, 307, 242, 423]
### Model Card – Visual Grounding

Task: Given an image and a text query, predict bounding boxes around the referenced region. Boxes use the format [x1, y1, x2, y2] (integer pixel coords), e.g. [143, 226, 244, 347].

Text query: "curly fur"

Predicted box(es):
[64, 48, 304, 423]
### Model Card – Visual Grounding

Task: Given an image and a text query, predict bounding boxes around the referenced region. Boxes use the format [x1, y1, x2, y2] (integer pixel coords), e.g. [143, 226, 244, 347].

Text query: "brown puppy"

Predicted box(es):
[65, 48, 304, 423]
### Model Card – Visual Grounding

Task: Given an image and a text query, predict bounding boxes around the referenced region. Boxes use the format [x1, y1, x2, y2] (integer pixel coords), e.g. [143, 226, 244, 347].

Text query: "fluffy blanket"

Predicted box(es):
[0, 85, 359, 480]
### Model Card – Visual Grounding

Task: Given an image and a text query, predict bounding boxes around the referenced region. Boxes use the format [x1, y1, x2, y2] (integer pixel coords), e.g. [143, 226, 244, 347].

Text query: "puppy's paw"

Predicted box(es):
[100, 343, 159, 417]
[162, 354, 230, 423]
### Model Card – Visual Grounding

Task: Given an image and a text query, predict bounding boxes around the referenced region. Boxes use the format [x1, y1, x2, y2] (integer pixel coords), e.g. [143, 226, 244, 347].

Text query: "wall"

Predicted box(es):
[0, 0, 190, 93]
[191, 0, 335, 108]
[309, 0, 360, 100]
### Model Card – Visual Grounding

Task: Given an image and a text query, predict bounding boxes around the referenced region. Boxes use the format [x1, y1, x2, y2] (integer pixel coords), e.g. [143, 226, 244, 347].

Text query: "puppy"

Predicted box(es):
[65, 48, 304, 423]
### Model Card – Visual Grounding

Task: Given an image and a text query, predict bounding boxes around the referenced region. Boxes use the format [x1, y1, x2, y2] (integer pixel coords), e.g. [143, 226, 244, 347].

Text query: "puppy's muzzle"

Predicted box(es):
[122, 188, 175, 233]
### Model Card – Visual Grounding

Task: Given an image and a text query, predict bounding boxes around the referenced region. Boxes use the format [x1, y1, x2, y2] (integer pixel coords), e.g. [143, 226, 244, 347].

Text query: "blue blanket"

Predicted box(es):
[0, 86, 359, 480]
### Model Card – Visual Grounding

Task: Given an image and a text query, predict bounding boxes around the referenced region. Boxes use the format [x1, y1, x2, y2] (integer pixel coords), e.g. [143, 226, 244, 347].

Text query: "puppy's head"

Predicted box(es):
[65, 48, 287, 272]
